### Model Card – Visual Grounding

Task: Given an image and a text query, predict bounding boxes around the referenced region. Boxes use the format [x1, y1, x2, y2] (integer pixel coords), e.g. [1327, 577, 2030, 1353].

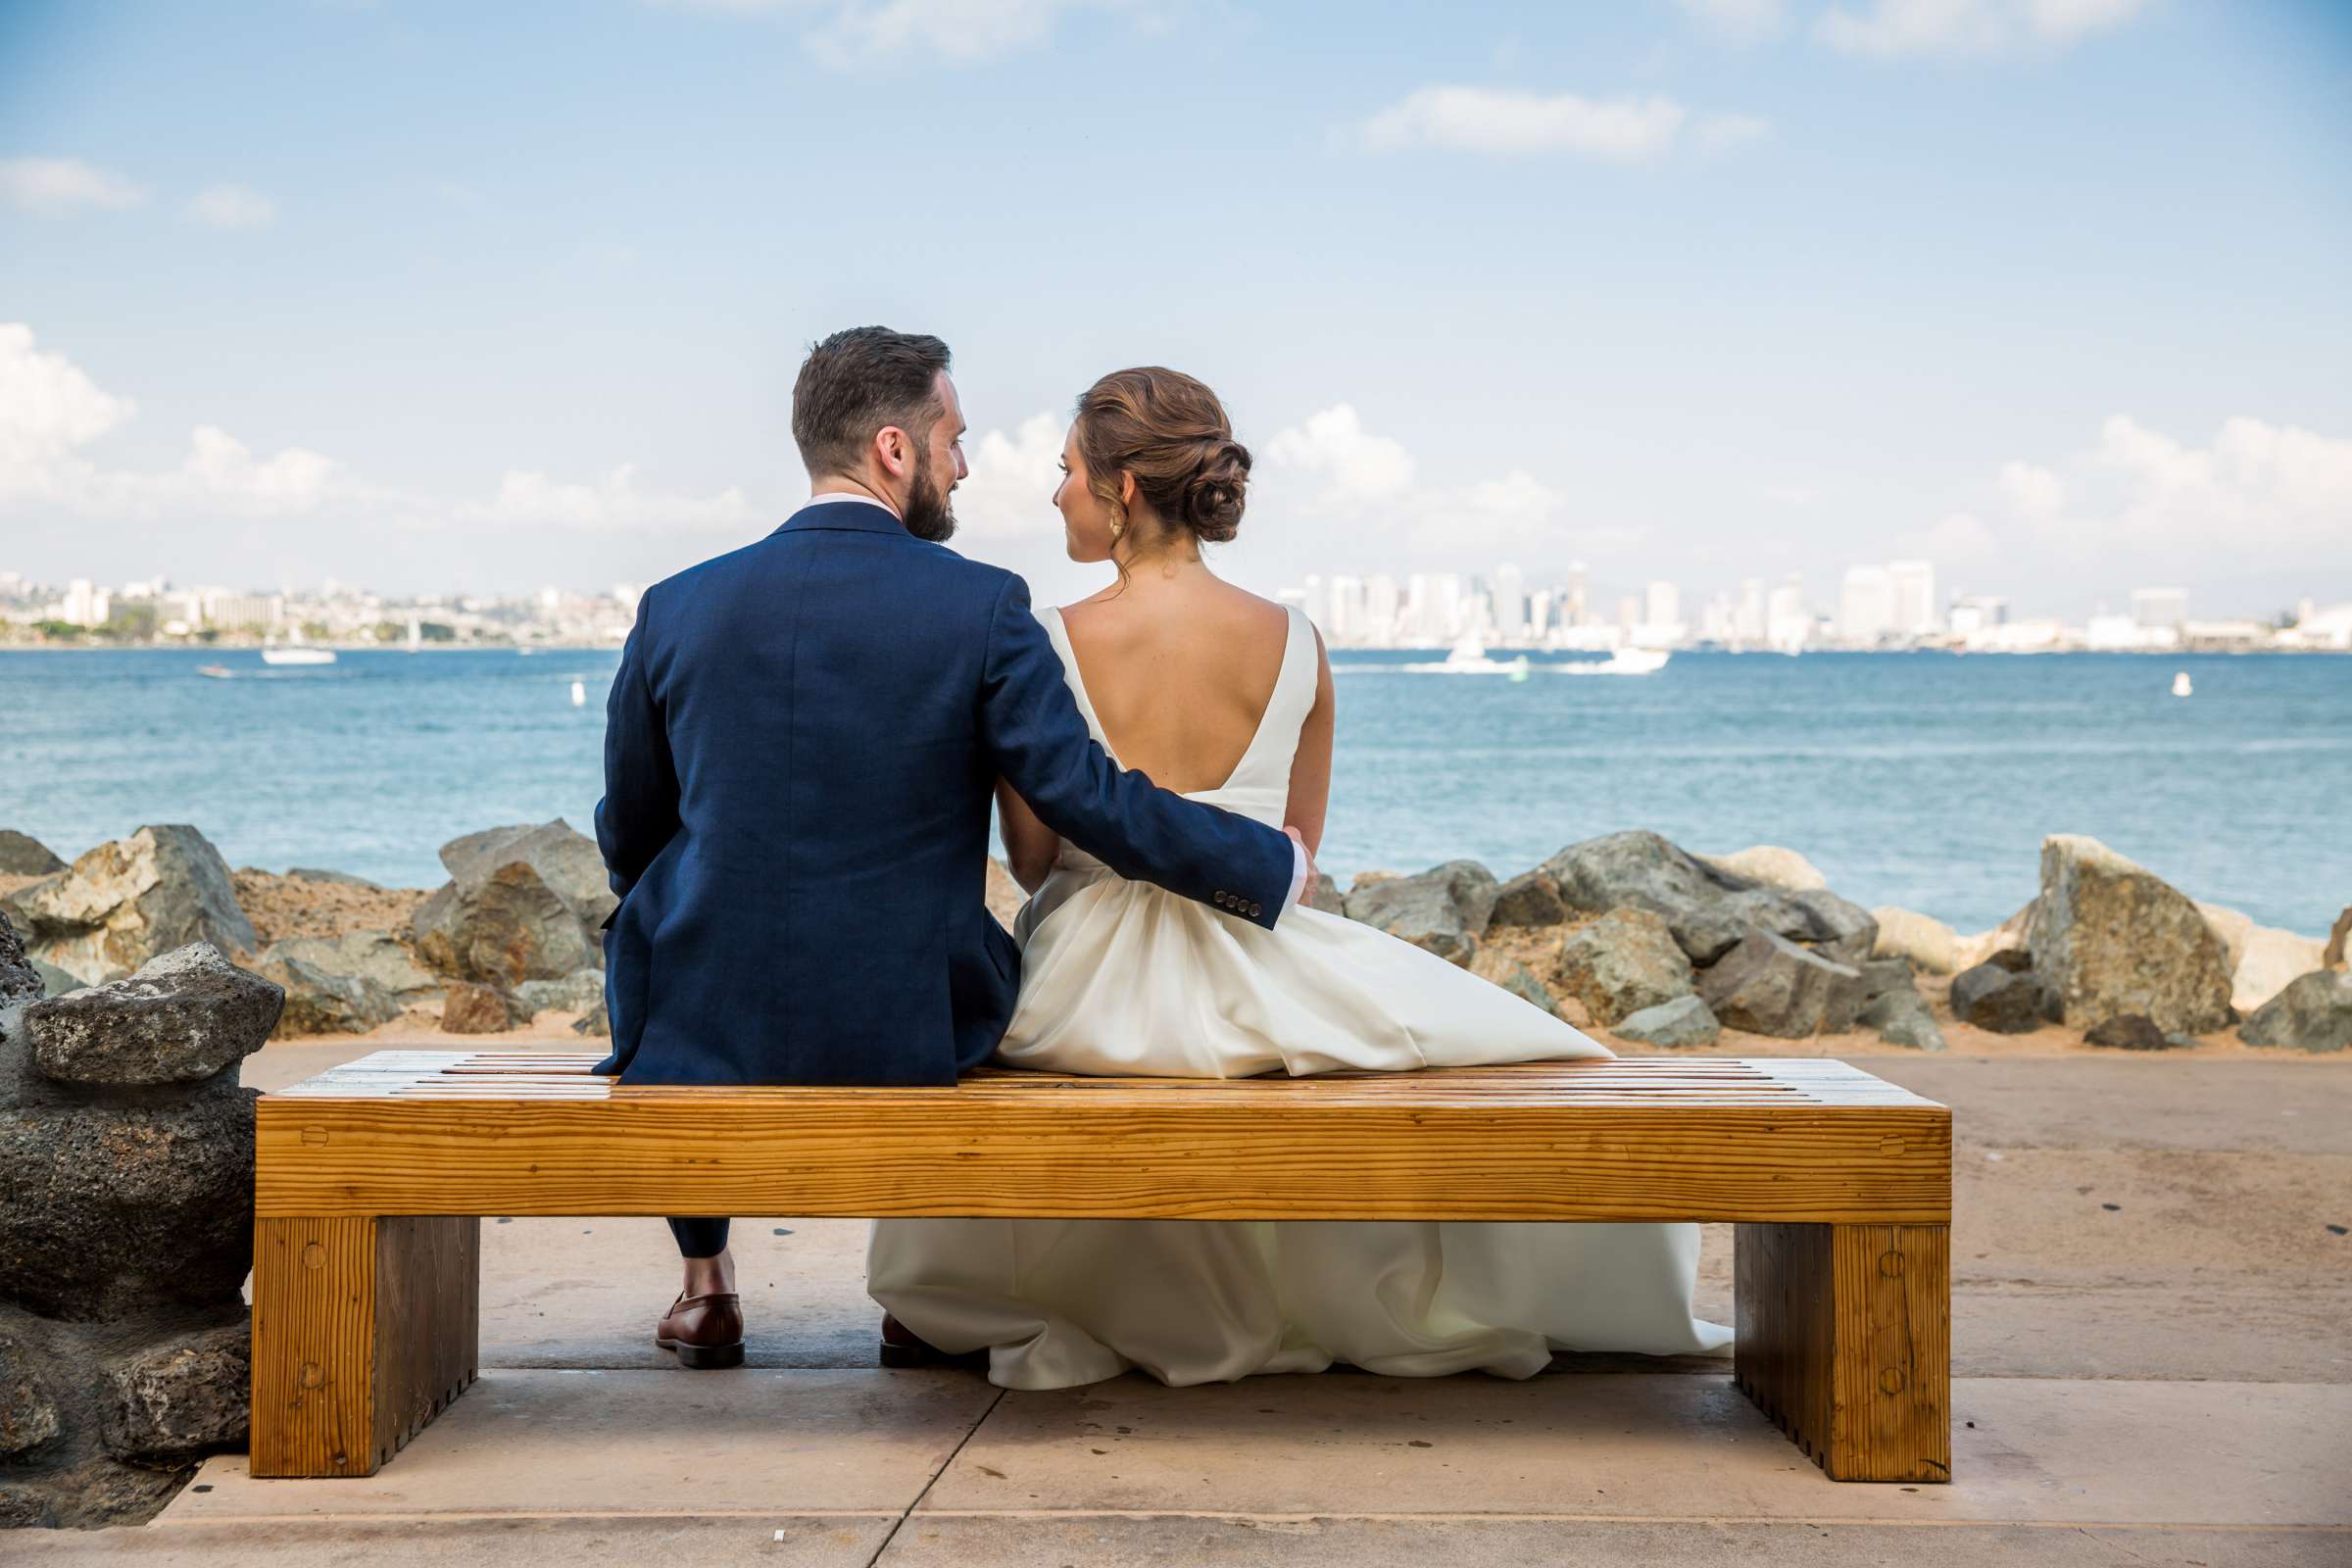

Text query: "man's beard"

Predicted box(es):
[902, 447, 956, 543]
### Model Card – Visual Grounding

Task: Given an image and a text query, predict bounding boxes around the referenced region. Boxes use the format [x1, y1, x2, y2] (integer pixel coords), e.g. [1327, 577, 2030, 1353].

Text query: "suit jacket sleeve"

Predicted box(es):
[594, 588, 681, 910]
[979, 574, 1294, 929]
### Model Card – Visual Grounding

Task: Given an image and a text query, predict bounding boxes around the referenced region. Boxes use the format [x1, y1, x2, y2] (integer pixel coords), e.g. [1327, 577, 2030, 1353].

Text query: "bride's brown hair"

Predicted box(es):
[1072, 368, 1250, 545]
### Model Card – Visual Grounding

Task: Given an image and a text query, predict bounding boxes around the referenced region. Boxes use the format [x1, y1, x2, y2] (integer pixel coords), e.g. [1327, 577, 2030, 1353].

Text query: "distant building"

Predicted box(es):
[1838, 565, 1895, 645]
[1561, 563, 1590, 628]
[1766, 575, 1808, 652]
[1888, 560, 1938, 635]
[1493, 564, 1525, 641]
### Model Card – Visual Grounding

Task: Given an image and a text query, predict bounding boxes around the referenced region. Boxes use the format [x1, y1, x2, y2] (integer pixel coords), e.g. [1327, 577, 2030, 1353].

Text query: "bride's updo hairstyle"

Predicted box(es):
[1072, 368, 1250, 545]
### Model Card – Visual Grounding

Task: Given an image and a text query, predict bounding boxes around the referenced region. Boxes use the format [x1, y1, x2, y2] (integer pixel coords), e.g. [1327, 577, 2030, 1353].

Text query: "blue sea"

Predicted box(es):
[4, 647, 2346, 935]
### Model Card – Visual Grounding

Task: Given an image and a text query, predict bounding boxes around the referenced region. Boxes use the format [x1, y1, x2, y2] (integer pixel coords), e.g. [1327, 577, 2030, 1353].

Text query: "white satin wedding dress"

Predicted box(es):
[866, 604, 1731, 1389]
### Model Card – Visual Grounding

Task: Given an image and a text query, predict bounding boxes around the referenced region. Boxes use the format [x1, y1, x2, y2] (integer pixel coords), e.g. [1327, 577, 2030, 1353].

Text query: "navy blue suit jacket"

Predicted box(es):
[592, 500, 1297, 1086]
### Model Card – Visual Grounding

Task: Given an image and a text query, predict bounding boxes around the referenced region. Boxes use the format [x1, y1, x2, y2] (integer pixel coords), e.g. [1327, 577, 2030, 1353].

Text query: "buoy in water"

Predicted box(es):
[570, 680, 587, 708]
[2171, 671, 2192, 698]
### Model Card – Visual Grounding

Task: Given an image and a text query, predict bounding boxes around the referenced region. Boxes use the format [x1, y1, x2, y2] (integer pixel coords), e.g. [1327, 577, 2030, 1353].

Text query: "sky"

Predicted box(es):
[1, 0, 2348, 620]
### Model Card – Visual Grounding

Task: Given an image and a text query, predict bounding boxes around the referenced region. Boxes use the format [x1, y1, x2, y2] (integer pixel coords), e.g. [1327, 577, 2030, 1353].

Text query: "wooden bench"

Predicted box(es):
[250, 1052, 1952, 1483]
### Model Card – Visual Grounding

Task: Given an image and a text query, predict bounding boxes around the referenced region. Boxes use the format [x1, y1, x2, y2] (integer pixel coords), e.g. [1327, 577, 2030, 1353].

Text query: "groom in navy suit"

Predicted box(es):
[595, 326, 1313, 1367]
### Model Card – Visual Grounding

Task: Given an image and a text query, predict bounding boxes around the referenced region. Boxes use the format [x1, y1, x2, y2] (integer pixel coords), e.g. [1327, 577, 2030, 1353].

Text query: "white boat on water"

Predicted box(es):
[1593, 646, 1670, 675]
[261, 630, 336, 666]
[1402, 635, 1533, 676]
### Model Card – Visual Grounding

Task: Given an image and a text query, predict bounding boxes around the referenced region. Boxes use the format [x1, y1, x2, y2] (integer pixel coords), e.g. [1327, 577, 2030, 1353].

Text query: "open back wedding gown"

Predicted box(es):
[866, 604, 1732, 1389]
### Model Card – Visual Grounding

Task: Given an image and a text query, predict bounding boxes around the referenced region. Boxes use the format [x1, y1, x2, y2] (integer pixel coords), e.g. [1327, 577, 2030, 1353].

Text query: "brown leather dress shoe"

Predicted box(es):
[879, 1313, 987, 1370]
[657, 1292, 744, 1369]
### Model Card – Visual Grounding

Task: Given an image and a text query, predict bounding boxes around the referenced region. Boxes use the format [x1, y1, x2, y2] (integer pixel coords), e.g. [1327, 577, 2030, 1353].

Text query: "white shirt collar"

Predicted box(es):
[806, 487, 901, 519]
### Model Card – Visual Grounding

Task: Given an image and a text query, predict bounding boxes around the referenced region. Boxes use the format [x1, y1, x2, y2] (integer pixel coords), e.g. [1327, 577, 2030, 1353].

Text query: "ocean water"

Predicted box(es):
[4, 647, 2345, 935]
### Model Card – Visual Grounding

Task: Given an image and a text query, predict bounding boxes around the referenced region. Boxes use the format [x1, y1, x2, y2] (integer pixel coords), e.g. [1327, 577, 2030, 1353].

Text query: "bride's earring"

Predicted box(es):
[1107, 504, 1125, 542]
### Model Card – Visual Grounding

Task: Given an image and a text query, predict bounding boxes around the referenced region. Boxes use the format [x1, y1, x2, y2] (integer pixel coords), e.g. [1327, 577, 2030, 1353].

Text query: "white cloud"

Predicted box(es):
[1672, 0, 1787, 42]
[1900, 510, 1999, 562]
[955, 412, 1066, 538]
[0, 156, 148, 215]
[188, 183, 277, 230]
[1997, 459, 2064, 518]
[1360, 86, 1690, 162]
[1817, 0, 2150, 58]
[1266, 405, 1416, 504]
[1997, 413, 2352, 564]
[652, 0, 1131, 65]
[0, 322, 759, 535]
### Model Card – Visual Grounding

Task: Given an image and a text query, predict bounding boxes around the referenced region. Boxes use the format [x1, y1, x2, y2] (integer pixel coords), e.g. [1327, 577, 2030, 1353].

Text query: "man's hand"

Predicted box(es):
[1283, 825, 1320, 907]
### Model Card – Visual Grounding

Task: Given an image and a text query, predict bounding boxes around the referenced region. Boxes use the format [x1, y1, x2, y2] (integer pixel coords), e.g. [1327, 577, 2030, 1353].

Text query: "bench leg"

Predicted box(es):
[1734, 1221, 1950, 1482]
[250, 1216, 480, 1478]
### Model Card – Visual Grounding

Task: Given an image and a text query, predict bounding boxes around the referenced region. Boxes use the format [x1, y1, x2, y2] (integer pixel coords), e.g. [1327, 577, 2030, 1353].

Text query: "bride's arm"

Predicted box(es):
[994, 776, 1062, 894]
[1283, 626, 1337, 857]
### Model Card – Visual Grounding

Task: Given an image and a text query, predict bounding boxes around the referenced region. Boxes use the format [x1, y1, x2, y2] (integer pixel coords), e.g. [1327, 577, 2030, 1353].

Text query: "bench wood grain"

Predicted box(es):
[250, 1052, 1950, 1483]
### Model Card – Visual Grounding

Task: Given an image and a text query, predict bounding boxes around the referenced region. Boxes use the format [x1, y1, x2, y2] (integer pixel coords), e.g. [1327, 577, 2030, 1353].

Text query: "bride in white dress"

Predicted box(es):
[866, 367, 1730, 1389]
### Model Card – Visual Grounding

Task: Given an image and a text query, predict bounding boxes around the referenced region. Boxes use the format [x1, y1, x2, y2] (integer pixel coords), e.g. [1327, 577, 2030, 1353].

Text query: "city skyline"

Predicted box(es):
[2, 5, 2348, 619]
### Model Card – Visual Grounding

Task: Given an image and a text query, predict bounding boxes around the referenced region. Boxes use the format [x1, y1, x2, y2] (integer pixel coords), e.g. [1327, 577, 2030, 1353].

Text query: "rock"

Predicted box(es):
[1489, 869, 1567, 928]
[2326, 907, 2350, 972]
[1696, 930, 1866, 1039]
[439, 819, 616, 929]
[1470, 950, 1557, 1013]
[0, 1326, 61, 1460]
[2238, 971, 2352, 1053]
[1542, 830, 1875, 965]
[0, 829, 67, 876]
[1348, 870, 1398, 892]
[24, 943, 282, 1086]
[1872, 906, 1963, 975]
[2026, 836, 2234, 1036]
[439, 980, 525, 1035]
[1304, 874, 1346, 915]
[101, 1320, 250, 1468]
[1860, 988, 1945, 1051]
[515, 966, 605, 1017]
[1612, 994, 1720, 1047]
[2196, 902, 2254, 974]
[1343, 860, 1498, 966]
[253, 952, 404, 1037]
[1699, 845, 1827, 893]
[1555, 908, 1695, 1026]
[1950, 959, 2052, 1034]
[0, 1090, 255, 1319]
[1857, 956, 1917, 1000]
[1953, 899, 2038, 972]
[415, 867, 597, 987]
[2085, 1013, 2173, 1051]
[30, 958, 80, 998]
[571, 1008, 611, 1038]
[1, 825, 257, 986]
[2231, 925, 2328, 1014]
[0, 911, 43, 1006]
[285, 866, 381, 889]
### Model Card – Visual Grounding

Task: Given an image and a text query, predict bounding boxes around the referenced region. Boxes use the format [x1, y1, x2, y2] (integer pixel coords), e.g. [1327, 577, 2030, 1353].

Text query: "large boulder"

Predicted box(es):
[2084, 1013, 2173, 1051]
[1950, 958, 2052, 1034]
[0, 1090, 255, 1320]
[1555, 907, 1694, 1026]
[1872, 906, 1963, 975]
[252, 930, 437, 1037]
[1612, 994, 1720, 1047]
[440, 981, 526, 1035]
[2238, 971, 2352, 1053]
[1696, 930, 1866, 1038]
[100, 1320, 250, 1469]
[1344, 860, 1497, 966]
[2196, 902, 2253, 974]
[412, 820, 610, 987]
[24, 944, 281, 1087]
[2026, 836, 2233, 1035]
[1699, 845, 1827, 893]
[1543, 830, 1876, 965]
[1, 825, 257, 986]
[515, 966, 605, 1018]
[2231, 925, 2328, 1014]
[1489, 869, 1567, 929]
[1860, 988, 1945, 1051]
[2326, 906, 2350, 971]
[0, 1327, 60, 1460]
[1953, 899, 2037, 971]
[0, 830, 67, 876]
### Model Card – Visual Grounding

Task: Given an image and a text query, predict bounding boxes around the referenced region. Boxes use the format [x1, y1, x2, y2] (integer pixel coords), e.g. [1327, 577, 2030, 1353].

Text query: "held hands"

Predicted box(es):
[1283, 825, 1320, 907]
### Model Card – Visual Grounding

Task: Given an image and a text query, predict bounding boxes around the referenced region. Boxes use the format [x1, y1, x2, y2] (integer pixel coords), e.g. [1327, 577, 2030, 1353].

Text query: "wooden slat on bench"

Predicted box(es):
[257, 1054, 1949, 1224]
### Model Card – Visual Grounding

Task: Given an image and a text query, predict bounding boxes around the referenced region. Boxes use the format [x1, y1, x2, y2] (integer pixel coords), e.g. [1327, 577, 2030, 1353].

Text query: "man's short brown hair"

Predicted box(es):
[791, 326, 952, 477]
